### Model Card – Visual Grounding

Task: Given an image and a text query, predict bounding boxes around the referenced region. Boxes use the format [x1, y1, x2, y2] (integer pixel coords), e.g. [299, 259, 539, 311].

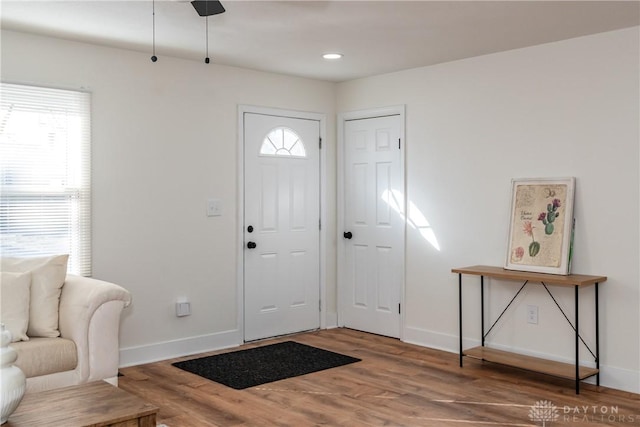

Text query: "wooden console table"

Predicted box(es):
[7, 381, 158, 426]
[452, 265, 606, 394]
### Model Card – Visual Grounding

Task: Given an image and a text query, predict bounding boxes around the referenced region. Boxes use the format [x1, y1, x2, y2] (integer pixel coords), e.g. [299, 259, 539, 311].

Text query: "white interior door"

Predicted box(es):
[341, 113, 404, 338]
[244, 112, 320, 342]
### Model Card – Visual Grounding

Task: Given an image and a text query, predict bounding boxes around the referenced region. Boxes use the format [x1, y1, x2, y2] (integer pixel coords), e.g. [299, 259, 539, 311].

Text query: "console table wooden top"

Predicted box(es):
[452, 265, 607, 287]
[6, 381, 158, 427]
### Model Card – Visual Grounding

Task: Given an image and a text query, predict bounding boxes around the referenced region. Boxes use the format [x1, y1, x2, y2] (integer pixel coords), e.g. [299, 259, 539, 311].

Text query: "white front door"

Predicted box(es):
[340, 113, 404, 338]
[243, 112, 320, 342]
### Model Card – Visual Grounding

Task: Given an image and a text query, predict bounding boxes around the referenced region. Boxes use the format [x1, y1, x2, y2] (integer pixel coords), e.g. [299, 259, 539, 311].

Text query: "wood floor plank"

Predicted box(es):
[119, 328, 639, 426]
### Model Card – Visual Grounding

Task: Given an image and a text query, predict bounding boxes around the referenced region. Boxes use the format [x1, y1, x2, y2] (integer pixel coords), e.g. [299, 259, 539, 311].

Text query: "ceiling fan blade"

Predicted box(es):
[191, 0, 225, 17]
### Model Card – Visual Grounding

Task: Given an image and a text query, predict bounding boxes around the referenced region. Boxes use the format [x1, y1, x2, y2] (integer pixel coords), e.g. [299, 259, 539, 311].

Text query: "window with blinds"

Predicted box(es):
[0, 83, 91, 276]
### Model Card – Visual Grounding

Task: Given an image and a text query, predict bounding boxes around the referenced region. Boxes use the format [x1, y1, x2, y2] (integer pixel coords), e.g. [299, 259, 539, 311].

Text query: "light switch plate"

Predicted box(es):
[207, 198, 222, 217]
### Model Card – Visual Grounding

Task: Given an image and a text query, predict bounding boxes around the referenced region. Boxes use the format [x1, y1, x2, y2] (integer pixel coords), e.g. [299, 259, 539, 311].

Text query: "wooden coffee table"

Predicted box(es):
[6, 381, 158, 427]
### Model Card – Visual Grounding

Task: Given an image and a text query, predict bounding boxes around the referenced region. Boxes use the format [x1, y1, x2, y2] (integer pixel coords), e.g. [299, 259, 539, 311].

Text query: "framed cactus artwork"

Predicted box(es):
[505, 177, 576, 275]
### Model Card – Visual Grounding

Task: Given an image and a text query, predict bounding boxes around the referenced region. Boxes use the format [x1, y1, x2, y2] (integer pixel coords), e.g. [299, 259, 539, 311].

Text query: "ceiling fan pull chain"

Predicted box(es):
[150, 0, 157, 62]
[205, 15, 210, 64]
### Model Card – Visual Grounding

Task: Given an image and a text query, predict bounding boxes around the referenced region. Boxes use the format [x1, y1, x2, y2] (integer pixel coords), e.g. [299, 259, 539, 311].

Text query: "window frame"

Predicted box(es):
[0, 82, 92, 276]
[259, 126, 307, 158]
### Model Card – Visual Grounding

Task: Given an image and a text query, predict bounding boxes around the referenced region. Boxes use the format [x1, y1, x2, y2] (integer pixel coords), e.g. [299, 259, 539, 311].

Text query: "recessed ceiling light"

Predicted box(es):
[322, 53, 343, 60]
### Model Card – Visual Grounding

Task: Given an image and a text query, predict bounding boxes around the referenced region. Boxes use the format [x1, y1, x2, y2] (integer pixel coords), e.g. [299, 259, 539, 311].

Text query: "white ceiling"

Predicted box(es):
[1, 1, 639, 82]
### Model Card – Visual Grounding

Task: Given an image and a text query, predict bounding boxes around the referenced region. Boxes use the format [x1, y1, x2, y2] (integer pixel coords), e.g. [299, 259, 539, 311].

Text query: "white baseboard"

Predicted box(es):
[402, 325, 640, 394]
[119, 329, 241, 367]
[324, 311, 338, 329]
[594, 365, 640, 394]
[118, 320, 339, 368]
[402, 324, 460, 354]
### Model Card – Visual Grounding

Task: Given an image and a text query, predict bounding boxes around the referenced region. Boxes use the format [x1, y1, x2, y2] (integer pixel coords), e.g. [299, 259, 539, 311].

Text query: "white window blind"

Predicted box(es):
[0, 83, 91, 276]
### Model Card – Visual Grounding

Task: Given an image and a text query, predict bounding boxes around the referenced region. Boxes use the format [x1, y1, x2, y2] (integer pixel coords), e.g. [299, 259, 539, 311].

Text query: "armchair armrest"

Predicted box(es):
[58, 275, 131, 384]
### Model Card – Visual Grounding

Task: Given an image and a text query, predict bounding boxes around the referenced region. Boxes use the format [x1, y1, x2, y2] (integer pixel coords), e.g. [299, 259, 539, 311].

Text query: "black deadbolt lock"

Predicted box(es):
[247, 225, 254, 233]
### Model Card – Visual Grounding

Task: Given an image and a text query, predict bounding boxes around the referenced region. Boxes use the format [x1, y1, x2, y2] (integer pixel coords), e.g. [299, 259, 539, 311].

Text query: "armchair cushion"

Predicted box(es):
[11, 337, 77, 377]
[0, 271, 31, 342]
[1, 254, 69, 337]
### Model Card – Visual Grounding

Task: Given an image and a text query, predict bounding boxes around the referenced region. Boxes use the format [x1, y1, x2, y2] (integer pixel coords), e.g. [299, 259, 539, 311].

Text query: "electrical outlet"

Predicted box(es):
[527, 305, 538, 324]
[176, 301, 191, 317]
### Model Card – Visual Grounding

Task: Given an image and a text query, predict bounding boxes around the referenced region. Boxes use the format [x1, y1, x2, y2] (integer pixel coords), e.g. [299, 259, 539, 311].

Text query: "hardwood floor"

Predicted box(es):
[118, 328, 639, 426]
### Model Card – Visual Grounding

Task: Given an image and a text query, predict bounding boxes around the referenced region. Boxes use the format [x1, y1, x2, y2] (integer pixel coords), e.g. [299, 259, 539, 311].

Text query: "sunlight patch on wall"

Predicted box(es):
[382, 189, 441, 251]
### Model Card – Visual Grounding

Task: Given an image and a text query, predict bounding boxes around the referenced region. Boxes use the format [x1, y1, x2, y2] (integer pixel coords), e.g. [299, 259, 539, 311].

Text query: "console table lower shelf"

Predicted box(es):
[464, 346, 599, 381]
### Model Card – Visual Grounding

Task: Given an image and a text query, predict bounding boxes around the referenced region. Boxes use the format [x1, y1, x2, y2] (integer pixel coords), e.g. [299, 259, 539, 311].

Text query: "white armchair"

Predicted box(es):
[10, 275, 131, 393]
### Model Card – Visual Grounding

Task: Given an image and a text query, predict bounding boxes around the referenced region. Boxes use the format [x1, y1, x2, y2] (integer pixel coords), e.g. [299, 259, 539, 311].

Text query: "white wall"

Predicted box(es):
[337, 27, 640, 393]
[0, 30, 338, 363]
[3, 25, 639, 394]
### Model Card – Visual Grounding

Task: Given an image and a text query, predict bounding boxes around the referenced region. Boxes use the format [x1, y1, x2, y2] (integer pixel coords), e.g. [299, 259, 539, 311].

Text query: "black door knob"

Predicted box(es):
[247, 241, 257, 249]
[343, 231, 353, 239]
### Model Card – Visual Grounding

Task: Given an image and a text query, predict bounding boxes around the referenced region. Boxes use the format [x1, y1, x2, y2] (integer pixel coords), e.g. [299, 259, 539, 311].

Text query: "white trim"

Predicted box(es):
[337, 105, 406, 339]
[598, 365, 640, 394]
[403, 325, 466, 355]
[237, 105, 327, 341]
[339, 105, 407, 122]
[325, 311, 338, 329]
[119, 329, 241, 367]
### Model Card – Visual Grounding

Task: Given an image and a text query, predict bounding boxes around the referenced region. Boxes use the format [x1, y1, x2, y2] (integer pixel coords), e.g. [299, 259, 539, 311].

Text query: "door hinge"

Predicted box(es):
[398, 303, 401, 314]
[398, 138, 401, 149]
[319, 300, 322, 311]
[319, 137, 322, 149]
[319, 218, 321, 230]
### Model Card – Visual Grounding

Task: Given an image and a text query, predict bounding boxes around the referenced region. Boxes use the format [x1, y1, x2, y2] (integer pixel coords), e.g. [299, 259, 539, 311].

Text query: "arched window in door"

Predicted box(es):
[259, 127, 306, 158]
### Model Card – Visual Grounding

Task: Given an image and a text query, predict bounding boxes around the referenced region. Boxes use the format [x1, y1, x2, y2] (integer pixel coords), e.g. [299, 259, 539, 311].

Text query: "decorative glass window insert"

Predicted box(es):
[260, 127, 306, 158]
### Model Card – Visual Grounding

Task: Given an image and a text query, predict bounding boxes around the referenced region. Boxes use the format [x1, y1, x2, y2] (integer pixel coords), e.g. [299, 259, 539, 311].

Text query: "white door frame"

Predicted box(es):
[237, 105, 327, 341]
[337, 105, 406, 339]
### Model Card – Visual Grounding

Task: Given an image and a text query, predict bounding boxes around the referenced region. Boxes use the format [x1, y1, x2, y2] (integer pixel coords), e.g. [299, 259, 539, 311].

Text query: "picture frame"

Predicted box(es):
[505, 177, 576, 275]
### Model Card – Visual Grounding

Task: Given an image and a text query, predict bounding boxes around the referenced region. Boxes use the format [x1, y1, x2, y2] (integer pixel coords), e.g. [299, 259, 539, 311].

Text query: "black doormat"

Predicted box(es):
[172, 341, 360, 390]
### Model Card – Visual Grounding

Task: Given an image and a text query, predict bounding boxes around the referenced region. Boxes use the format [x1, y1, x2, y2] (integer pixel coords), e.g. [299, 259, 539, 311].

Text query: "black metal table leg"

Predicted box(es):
[459, 273, 463, 367]
[481, 275, 485, 347]
[595, 282, 600, 387]
[575, 285, 580, 394]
